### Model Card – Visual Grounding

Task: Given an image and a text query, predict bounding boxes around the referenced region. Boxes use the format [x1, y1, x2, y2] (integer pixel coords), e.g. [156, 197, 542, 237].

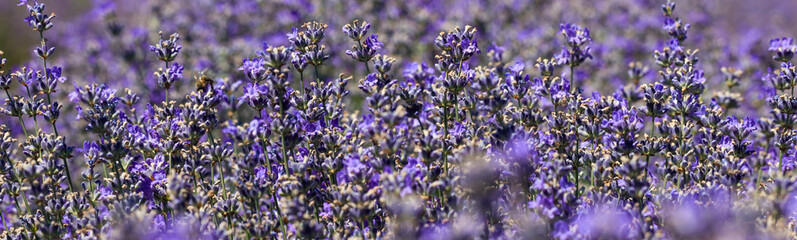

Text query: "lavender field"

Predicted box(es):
[1, 0, 797, 239]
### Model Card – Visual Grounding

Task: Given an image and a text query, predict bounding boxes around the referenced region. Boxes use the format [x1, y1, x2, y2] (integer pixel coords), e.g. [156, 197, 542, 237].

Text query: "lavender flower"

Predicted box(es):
[342, 20, 370, 41]
[154, 63, 183, 90]
[0, 1, 794, 239]
[22, 0, 55, 33]
[149, 32, 182, 63]
[770, 37, 797, 63]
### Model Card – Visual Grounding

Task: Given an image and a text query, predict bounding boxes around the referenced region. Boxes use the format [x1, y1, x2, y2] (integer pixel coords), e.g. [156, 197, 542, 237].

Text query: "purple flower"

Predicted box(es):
[770, 37, 797, 62]
[346, 34, 383, 63]
[343, 20, 370, 41]
[239, 83, 269, 110]
[98, 184, 114, 201]
[22, 1, 55, 32]
[343, 154, 367, 180]
[154, 63, 183, 89]
[560, 23, 591, 47]
[507, 61, 524, 74]
[364, 34, 384, 51]
[663, 17, 690, 42]
[149, 32, 182, 62]
[239, 57, 267, 82]
[488, 42, 505, 62]
[723, 115, 757, 141]
[403, 62, 436, 87]
[319, 202, 334, 219]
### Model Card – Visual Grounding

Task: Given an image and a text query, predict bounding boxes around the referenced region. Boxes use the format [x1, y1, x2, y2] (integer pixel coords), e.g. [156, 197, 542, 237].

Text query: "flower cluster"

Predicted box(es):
[0, 0, 796, 239]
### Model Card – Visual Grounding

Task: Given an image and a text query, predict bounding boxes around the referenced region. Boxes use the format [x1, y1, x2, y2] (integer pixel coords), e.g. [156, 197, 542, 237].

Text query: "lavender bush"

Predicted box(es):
[0, 0, 796, 239]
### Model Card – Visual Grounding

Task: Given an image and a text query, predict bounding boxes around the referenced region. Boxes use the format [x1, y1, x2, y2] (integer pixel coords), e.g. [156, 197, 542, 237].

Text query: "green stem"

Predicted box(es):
[40, 33, 47, 71]
[262, 140, 272, 172]
[645, 117, 655, 178]
[779, 150, 785, 174]
[164, 61, 170, 102]
[453, 91, 459, 123]
[20, 192, 32, 217]
[360, 220, 368, 240]
[208, 131, 229, 200]
[573, 111, 582, 197]
[278, 104, 290, 173]
[442, 98, 449, 175]
[280, 133, 290, 174]
[645, 155, 651, 178]
[23, 86, 39, 134]
[650, 117, 656, 137]
[12, 196, 22, 218]
[218, 161, 228, 198]
[254, 194, 262, 229]
[258, 111, 273, 175]
[272, 191, 288, 240]
[0, 210, 7, 231]
[210, 161, 220, 227]
[679, 113, 686, 158]
[357, 39, 371, 74]
[299, 71, 306, 96]
[570, 65, 576, 94]
[226, 211, 234, 240]
[5, 88, 29, 139]
[314, 65, 322, 85]
[16, 116, 28, 138]
[756, 167, 763, 191]
[455, 59, 464, 122]
[11, 196, 33, 234]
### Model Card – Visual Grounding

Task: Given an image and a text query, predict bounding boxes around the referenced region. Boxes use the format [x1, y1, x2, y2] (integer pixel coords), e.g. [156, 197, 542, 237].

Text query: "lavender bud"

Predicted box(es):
[149, 31, 182, 63]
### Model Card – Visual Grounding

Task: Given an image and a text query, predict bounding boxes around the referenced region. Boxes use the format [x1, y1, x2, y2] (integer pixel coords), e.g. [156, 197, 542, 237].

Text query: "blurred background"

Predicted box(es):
[0, 1, 91, 65]
[3, 0, 797, 66]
